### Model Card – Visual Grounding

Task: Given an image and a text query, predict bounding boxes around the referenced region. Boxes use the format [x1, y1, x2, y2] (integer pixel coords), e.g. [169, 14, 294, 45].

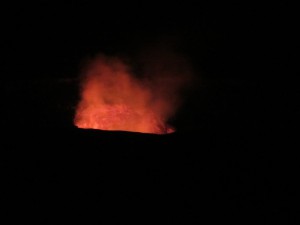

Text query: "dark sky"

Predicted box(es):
[3, 2, 283, 81]
[2, 2, 294, 131]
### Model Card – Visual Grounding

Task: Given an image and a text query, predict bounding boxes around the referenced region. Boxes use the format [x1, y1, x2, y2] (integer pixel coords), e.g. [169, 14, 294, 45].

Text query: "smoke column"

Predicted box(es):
[74, 43, 193, 134]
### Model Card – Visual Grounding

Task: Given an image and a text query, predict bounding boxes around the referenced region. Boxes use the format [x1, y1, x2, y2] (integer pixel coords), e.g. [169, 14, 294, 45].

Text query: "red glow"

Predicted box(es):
[74, 52, 192, 134]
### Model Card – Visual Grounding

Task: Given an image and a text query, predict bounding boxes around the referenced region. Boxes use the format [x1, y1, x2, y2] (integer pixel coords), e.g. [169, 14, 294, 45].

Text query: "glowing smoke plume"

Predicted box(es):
[74, 48, 193, 134]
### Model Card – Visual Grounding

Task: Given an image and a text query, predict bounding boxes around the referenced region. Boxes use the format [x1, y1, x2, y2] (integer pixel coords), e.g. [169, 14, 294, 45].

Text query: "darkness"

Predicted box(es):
[2, 2, 298, 225]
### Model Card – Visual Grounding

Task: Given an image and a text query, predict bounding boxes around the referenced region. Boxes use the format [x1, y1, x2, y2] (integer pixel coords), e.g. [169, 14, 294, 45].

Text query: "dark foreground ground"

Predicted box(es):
[1, 78, 299, 225]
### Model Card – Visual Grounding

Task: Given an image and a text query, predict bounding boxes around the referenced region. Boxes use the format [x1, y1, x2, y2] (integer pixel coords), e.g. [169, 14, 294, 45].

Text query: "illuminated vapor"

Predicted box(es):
[74, 48, 193, 134]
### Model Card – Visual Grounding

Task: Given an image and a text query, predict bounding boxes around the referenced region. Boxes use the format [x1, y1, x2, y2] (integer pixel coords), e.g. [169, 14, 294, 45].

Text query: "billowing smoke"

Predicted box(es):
[74, 43, 193, 134]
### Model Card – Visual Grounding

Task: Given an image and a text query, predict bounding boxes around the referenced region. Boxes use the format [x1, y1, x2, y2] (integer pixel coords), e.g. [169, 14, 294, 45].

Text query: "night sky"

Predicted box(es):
[3, 2, 271, 80]
[2, 2, 298, 225]
[3, 2, 279, 129]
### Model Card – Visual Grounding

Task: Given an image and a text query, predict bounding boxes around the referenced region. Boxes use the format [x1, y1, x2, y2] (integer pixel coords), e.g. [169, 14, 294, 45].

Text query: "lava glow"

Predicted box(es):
[74, 52, 192, 134]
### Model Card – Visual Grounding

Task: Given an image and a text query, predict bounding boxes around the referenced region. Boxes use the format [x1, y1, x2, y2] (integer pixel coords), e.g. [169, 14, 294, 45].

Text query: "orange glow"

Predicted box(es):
[74, 51, 192, 134]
